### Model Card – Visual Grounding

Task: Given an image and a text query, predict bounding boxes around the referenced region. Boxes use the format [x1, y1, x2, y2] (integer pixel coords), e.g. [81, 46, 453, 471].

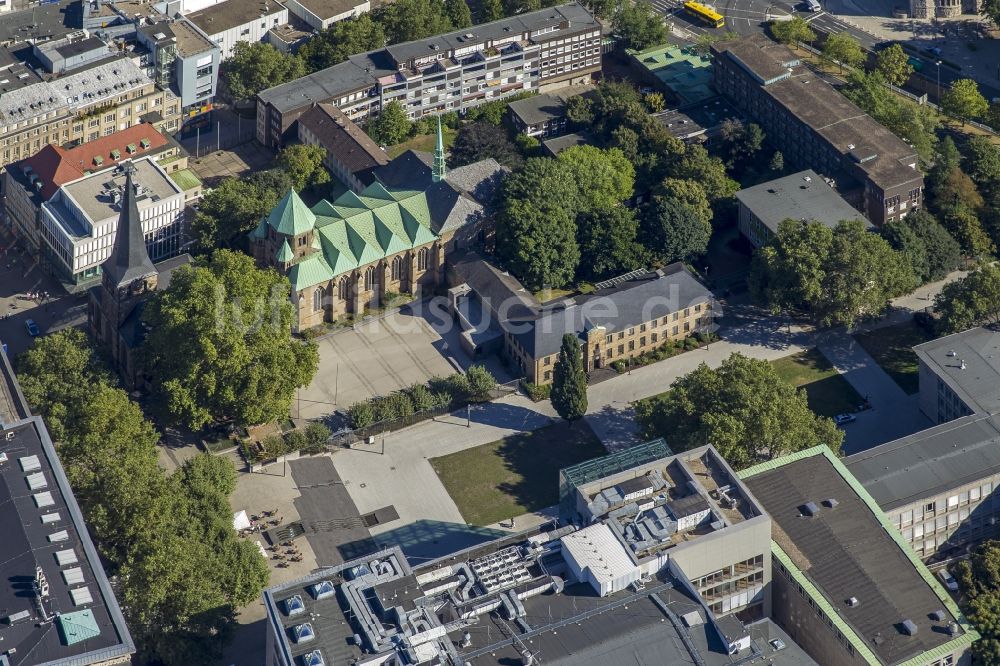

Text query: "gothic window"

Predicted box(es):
[364, 265, 376, 291]
[313, 288, 322, 312]
[338, 276, 350, 300]
[417, 247, 430, 271]
[391, 255, 403, 281]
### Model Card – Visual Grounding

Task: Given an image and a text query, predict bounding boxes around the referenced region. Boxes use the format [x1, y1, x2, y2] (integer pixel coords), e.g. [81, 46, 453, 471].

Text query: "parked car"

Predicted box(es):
[24, 319, 39, 337]
[938, 568, 959, 592]
[834, 413, 856, 426]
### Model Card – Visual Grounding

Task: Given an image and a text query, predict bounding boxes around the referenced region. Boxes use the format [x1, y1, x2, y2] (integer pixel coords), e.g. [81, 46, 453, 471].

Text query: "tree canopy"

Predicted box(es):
[842, 70, 938, 161]
[550, 334, 588, 422]
[880, 210, 961, 284]
[448, 121, 523, 169]
[956, 540, 1000, 665]
[611, 0, 668, 50]
[942, 79, 989, 124]
[750, 219, 916, 327]
[277, 144, 331, 192]
[875, 43, 914, 86]
[297, 14, 386, 71]
[366, 100, 413, 146]
[577, 206, 644, 281]
[189, 169, 291, 251]
[770, 17, 815, 46]
[934, 264, 1000, 333]
[556, 145, 635, 212]
[374, 0, 458, 44]
[635, 353, 843, 470]
[640, 195, 711, 265]
[822, 32, 865, 72]
[222, 42, 305, 102]
[142, 250, 319, 430]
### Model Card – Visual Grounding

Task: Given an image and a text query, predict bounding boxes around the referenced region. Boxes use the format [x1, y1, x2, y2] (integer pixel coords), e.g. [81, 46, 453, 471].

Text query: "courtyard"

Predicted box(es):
[771, 347, 864, 417]
[854, 321, 934, 395]
[429, 421, 606, 526]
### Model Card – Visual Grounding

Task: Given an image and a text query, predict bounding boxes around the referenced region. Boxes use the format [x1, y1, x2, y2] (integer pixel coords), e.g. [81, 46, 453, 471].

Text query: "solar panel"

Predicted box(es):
[48, 530, 69, 543]
[70, 586, 93, 606]
[55, 549, 78, 566]
[19, 455, 41, 472]
[62, 567, 85, 585]
[26, 472, 47, 490]
[41, 512, 61, 524]
[33, 491, 54, 508]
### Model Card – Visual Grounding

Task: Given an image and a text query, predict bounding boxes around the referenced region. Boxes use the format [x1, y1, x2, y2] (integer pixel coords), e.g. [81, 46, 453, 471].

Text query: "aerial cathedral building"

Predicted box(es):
[251, 119, 505, 331]
[88, 161, 191, 388]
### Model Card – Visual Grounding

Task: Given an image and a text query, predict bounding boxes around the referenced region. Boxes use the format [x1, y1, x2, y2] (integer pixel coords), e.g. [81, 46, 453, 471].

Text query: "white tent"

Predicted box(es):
[233, 510, 251, 531]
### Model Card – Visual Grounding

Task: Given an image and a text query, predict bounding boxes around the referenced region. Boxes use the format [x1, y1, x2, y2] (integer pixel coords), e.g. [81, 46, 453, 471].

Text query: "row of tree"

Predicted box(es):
[17, 330, 269, 664]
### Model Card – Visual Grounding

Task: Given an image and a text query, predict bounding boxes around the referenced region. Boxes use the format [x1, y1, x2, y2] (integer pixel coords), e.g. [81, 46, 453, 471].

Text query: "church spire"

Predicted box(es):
[103, 161, 156, 287]
[432, 116, 446, 183]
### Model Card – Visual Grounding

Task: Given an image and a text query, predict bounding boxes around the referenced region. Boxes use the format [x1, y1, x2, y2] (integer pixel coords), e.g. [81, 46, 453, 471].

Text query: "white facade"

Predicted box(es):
[199, 4, 289, 60]
[284, 0, 368, 31]
[561, 523, 640, 597]
[39, 159, 184, 281]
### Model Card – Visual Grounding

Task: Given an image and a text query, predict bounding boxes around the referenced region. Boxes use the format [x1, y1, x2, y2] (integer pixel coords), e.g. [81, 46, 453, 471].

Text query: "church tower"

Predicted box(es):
[432, 116, 446, 183]
[96, 162, 158, 353]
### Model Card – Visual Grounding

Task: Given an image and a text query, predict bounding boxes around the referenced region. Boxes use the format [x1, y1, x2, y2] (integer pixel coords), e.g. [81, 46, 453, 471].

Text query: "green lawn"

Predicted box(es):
[771, 348, 863, 418]
[386, 127, 457, 159]
[854, 321, 933, 395]
[430, 421, 606, 526]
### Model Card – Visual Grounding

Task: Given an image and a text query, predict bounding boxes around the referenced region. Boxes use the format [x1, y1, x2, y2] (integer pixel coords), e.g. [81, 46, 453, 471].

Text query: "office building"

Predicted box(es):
[847, 327, 1000, 562]
[250, 126, 504, 331]
[263, 442, 814, 666]
[136, 19, 221, 113]
[449, 255, 714, 385]
[736, 169, 870, 247]
[4, 122, 183, 268]
[33, 35, 115, 75]
[187, 0, 289, 60]
[282, 0, 369, 31]
[711, 35, 923, 226]
[0, 349, 136, 666]
[39, 157, 186, 285]
[741, 445, 977, 665]
[296, 102, 389, 194]
[256, 3, 602, 148]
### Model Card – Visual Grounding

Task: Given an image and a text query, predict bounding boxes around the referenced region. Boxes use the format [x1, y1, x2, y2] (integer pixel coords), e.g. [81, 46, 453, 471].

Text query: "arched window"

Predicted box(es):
[338, 276, 350, 300]
[313, 288, 323, 312]
[417, 247, 430, 271]
[364, 265, 376, 291]
[391, 255, 403, 281]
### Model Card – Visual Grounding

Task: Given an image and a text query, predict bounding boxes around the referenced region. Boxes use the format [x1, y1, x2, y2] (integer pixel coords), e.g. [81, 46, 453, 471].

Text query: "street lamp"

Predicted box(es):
[936, 60, 942, 105]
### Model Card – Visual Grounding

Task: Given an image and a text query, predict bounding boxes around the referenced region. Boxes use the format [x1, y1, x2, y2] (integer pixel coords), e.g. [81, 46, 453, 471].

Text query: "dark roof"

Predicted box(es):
[711, 36, 799, 84]
[188, 0, 286, 36]
[913, 327, 1000, 415]
[506, 93, 566, 126]
[298, 103, 388, 177]
[743, 450, 968, 665]
[0, 0, 79, 45]
[542, 132, 589, 156]
[101, 165, 157, 288]
[735, 170, 869, 233]
[846, 414, 1000, 511]
[449, 251, 540, 321]
[510, 263, 713, 358]
[0, 416, 134, 665]
[55, 36, 106, 59]
[614, 476, 653, 495]
[667, 493, 711, 519]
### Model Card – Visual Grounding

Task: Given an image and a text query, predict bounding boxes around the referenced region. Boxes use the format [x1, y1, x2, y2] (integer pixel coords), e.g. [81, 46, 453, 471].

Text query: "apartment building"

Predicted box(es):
[505, 92, 569, 137]
[711, 35, 923, 226]
[38, 158, 185, 285]
[0, 56, 181, 170]
[846, 327, 1000, 562]
[741, 446, 977, 666]
[256, 3, 601, 148]
[450, 256, 714, 385]
[187, 0, 289, 60]
[736, 170, 870, 248]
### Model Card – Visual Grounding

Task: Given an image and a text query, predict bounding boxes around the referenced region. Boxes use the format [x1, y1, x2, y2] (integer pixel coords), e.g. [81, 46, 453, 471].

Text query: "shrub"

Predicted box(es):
[684, 337, 699, 350]
[522, 381, 551, 402]
[348, 400, 375, 429]
[406, 383, 436, 411]
[430, 373, 471, 400]
[612, 360, 626, 373]
[304, 421, 331, 447]
[466, 365, 497, 402]
[283, 430, 307, 452]
[385, 391, 415, 419]
[432, 391, 453, 408]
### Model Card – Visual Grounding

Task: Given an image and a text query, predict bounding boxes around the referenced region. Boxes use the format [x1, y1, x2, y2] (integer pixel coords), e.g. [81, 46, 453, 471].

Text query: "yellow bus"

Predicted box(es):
[683, 1, 725, 28]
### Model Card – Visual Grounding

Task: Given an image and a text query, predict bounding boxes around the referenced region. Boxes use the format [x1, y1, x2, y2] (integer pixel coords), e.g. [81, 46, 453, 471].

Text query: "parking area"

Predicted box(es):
[297, 299, 511, 419]
[186, 139, 273, 187]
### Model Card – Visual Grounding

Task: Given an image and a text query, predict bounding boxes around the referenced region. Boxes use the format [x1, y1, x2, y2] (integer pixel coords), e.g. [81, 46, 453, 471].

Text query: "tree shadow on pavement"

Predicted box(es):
[586, 403, 640, 452]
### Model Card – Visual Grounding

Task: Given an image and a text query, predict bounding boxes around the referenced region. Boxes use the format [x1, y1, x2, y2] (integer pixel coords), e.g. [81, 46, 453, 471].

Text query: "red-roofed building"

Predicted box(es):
[4, 123, 185, 257]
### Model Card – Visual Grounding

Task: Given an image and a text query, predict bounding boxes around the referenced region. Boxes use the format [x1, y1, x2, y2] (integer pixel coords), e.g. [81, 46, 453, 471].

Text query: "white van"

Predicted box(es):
[805, 0, 821, 11]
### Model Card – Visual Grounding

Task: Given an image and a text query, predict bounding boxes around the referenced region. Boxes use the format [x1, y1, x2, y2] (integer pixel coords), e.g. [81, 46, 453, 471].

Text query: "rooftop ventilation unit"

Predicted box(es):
[800, 502, 819, 517]
[310, 580, 335, 600]
[900, 619, 918, 636]
[930, 609, 946, 621]
[847, 596, 859, 607]
[822, 498, 839, 508]
[293, 623, 315, 643]
[948, 622, 960, 636]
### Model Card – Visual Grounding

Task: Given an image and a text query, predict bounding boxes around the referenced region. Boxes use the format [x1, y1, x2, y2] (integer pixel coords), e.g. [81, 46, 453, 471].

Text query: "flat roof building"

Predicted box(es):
[282, 0, 370, 31]
[711, 35, 923, 227]
[256, 3, 602, 148]
[0, 350, 135, 666]
[187, 0, 290, 60]
[741, 446, 977, 665]
[736, 169, 870, 247]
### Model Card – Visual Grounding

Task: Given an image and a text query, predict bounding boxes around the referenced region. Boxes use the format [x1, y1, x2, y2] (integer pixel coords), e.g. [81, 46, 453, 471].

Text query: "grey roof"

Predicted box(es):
[450, 251, 541, 321]
[170, 18, 218, 57]
[736, 170, 868, 233]
[188, 0, 287, 36]
[845, 414, 1000, 511]
[291, 0, 366, 20]
[0, 415, 135, 666]
[258, 3, 599, 113]
[298, 102, 388, 177]
[53, 36, 108, 59]
[0, 345, 29, 429]
[542, 131, 589, 156]
[744, 453, 965, 665]
[102, 166, 157, 287]
[0, 0, 79, 45]
[510, 263, 713, 358]
[506, 92, 565, 126]
[913, 327, 1000, 415]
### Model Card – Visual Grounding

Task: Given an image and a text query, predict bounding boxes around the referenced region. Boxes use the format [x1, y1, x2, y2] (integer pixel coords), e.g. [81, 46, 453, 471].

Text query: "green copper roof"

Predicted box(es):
[58, 609, 101, 646]
[267, 190, 316, 237]
[283, 181, 441, 292]
[276, 239, 294, 263]
[250, 217, 268, 240]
